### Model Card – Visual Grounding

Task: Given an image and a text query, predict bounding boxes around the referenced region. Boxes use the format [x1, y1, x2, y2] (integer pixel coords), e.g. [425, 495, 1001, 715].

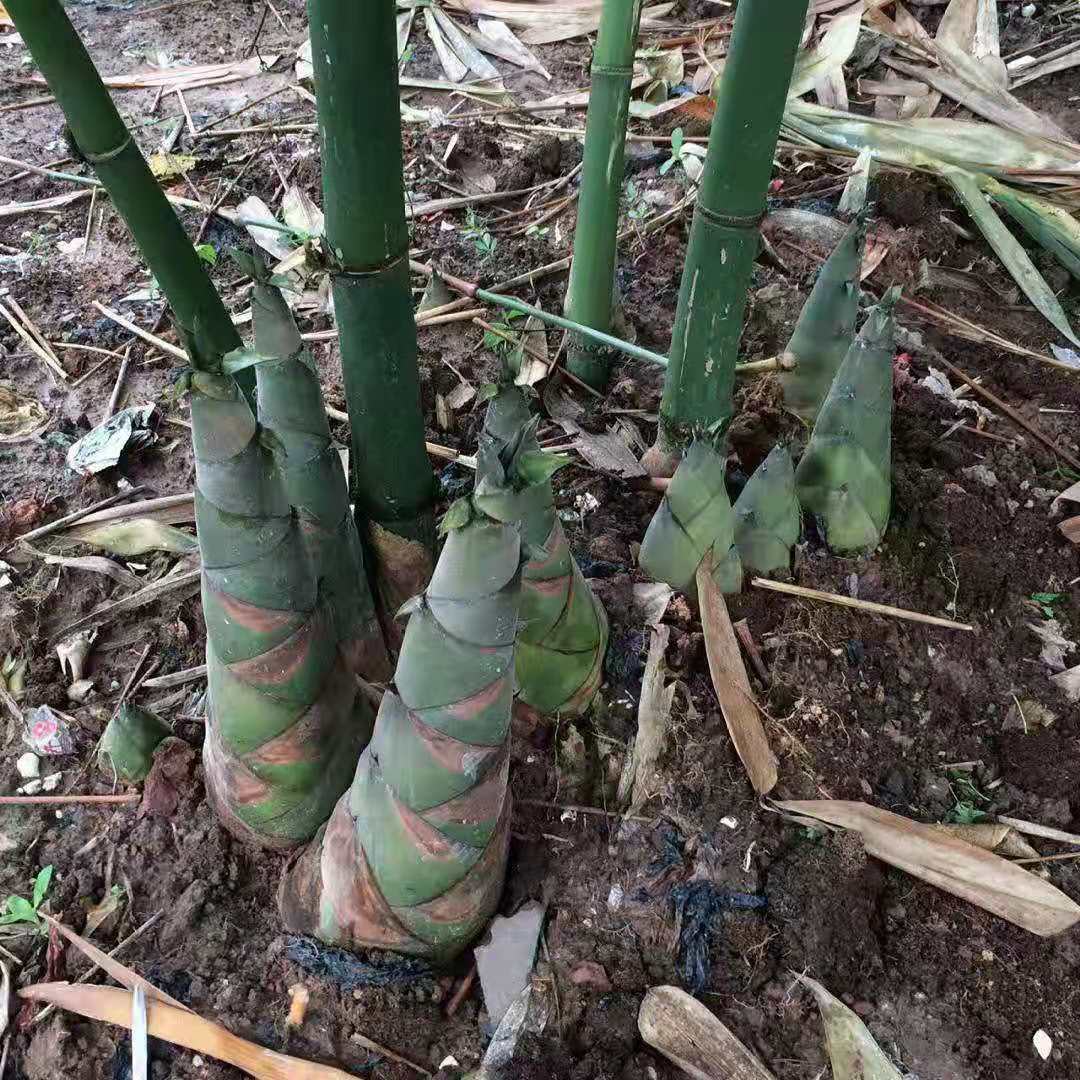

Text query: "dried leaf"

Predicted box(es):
[789, 4, 861, 100]
[147, 152, 197, 181]
[55, 629, 96, 683]
[1011, 44, 1080, 90]
[446, 0, 674, 45]
[773, 800, 1080, 935]
[1051, 665, 1080, 702]
[17, 983, 356, 1079]
[511, 315, 550, 386]
[468, 18, 551, 79]
[424, 8, 468, 81]
[31, 55, 276, 93]
[1052, 480, 1080, 514]
[617, 625, 676, 813]
[0, 383, 48, 442]
[632, 582, 674, 628]
[945, 167, 1080, 346]
[84, 888, 124, 937]
[235, 195, 294, 261]
[38, 553, 141, 589]
[1028, 617, 1076, 672]
[933, 822, 1040, 859]
[432, 7, 503, 83]
[281, 186, 324, 238]
[698, 555, 777, 795]
[638, 985, 778, 1080]
[937, 0, 1004, 80]
[797, 974, 906, 1080]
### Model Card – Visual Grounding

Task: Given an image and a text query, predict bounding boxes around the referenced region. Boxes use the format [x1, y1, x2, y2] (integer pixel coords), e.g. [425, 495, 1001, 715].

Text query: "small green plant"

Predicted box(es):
[945, 771, 990, 824]
[195, 243, 217, 265]
[623, 179, 649, 223]
[659, 128, 690, 177]
[1031, 592, 1065, 618]
[0, 865, 53, 931]
[482, 308, 524, 354]
[524, 223, 550, 241]
[463, 208, 497, 263]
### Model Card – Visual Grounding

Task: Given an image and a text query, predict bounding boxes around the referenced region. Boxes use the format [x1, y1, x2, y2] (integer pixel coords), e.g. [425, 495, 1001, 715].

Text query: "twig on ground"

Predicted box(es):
[445, 964, 477, 1017]
[0, 794, 140, 806]
[32, 912, 166, 1026]
[11, 486, 148, 546]
[92, 302, 187, 361]
[350, 1032, 431, 1077]
[104, 346, 132, 421]
[733, 619, 771, 686]
[139, 665, 207, 692]
[940, 358, 1080, 472]
[0, 298, 68, 381]
[751, 577, 975, 631]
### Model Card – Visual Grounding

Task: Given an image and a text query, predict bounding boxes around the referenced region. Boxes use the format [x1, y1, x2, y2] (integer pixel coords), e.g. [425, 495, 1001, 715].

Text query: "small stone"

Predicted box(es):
[961, 464, 998, 488]
[18, 779, 42, 795]
[569, 961, 612, 991]
[16, 752, 40, 779]
[1033, 1029, 1052, 1060]
[41, 772, 62, 792]
[607, 884, 624, 911]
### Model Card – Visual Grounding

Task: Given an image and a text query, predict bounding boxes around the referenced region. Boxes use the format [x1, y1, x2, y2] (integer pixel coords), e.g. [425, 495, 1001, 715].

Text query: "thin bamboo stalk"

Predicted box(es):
[565, 0, 644, 389]
[652, 0, 810, 458]
[307, 0, 435, 627]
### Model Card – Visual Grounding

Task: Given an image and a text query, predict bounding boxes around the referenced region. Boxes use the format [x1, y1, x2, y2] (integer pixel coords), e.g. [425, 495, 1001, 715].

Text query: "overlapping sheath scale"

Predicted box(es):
[279, 434, 533, 961]
[200, 283, 380, 849]
[794, 289, 898, 552]
[483, 385, 608, 715]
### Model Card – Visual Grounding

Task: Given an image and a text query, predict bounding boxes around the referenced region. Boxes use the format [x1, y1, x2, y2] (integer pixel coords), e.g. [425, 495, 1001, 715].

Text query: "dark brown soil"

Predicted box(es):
[1, 2, 1080, 1079]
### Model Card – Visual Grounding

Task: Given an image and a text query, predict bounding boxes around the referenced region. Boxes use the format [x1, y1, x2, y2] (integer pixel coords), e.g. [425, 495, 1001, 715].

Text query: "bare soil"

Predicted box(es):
[1, 2, 1079, 1079]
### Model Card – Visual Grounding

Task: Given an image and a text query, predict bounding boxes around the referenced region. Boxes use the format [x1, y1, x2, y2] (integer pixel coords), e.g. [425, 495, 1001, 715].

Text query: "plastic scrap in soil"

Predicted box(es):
[24, 705, 74, 756]
[670, 881, 767, 994]
[475, 901, 545, 1027]
[65, 404, 156, 476]
[284, 936, 431, 990]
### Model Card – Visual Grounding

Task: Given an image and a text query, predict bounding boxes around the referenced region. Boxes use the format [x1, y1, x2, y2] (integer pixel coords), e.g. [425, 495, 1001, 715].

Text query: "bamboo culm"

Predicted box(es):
[650, 0, 811, 466]
[565, 0, 645, 389]
[307, 0, 436, 633]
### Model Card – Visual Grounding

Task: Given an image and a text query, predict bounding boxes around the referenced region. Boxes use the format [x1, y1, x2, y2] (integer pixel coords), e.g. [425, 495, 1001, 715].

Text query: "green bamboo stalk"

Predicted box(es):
[483, 382, 608, 715]
[564, 0, 645, 389]
[779, 214, 866, 424]
[307, 0, 436, 629]
[4, 0, 241, 374]
[640, 438, 742, 596]
[197, 294, 377, 846]
[795, 289, 899, 553]
[650, 0, 810, 464]
[280, 431, 549, 960]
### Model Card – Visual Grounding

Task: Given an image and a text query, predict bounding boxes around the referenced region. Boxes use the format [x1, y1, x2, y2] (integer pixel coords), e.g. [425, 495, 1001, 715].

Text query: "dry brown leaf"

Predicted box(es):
[18, 982, 357, 1079]
[1051, 664, 1080, 702]
[773, 800, 1080, 935]
[936, 0, 1004, 82]
[697, 554, 777, 795]
[37, 553, 141, 589]
[1059, 515, 1080, 546]
[933, 822, 1040, 860]
[639, 985, 777, 1080]
[617, 625, 676, 813]
[468, 18, 551, 79]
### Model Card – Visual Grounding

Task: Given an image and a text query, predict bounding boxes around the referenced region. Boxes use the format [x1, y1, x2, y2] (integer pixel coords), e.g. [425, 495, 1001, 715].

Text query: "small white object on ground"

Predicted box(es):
[16, 752, 40, 780]
[1033, 1029, 1052, 1060]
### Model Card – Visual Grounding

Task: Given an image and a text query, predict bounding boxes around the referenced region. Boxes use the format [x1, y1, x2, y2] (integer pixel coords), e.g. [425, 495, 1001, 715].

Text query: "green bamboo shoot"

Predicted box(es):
[280, 432, 550, 960]
[199, 282, 380, 847]
[483, 383, 608, 715]
[779, 215, 866, 423]
[307, 0, 436, 629]
[795, 289, 899, 552]
[565, 0, 645, 389]
[732, 445, 801, 576]
[640, 439, 742, 596]
[649, 0, 810, 464]
[98, 705, 172, 783]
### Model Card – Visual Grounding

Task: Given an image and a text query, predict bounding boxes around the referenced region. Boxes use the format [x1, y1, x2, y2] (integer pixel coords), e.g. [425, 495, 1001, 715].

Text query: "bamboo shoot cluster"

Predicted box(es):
[279, 430, 551, 960]
[200, 280, 386, 848]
